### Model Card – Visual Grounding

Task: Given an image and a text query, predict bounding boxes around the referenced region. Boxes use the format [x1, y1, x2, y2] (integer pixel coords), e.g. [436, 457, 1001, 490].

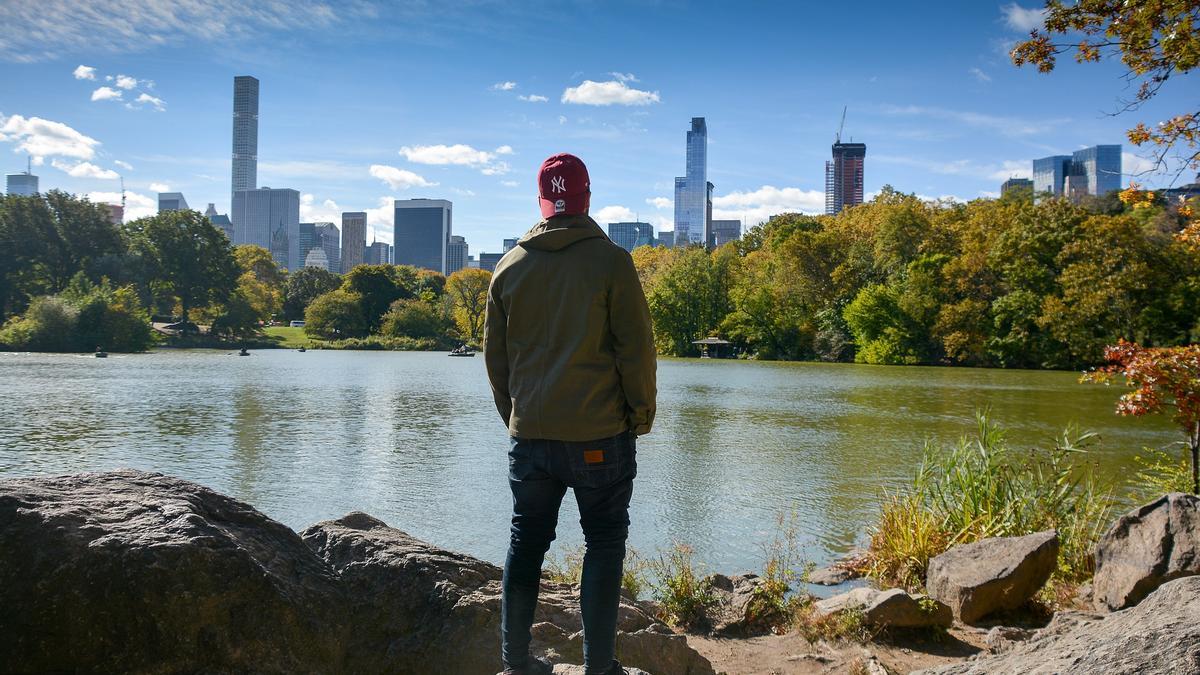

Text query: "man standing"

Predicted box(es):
[485, 153, 656, 675]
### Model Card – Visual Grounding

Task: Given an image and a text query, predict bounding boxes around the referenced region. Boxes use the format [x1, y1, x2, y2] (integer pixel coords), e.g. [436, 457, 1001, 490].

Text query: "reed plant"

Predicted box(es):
[545, 544, 647, 600]
[646, 543, 718, 631]
[866, 411, 1114, 591]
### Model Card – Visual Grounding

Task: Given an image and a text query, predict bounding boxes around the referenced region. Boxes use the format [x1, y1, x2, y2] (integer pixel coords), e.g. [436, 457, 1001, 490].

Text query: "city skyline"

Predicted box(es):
[0, 2, 1195, 254]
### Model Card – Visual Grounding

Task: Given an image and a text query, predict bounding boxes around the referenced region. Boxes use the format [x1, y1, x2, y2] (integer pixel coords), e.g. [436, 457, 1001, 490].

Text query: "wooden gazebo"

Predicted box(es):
[692, 336, 732, 359]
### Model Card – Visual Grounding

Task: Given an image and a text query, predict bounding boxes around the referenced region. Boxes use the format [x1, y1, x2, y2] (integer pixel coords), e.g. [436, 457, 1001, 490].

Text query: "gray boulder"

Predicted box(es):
[302, 511, 716, 674]
[703, 572, 776, 636]
[813, 587, 952, 628]
[808, 565, 858, 586]
[1093, 492, 1200, 611]
[0, 470, 716, 675]
[926, 530, 1058, 624]
[0, 470, 347, 673]
[914, 576, 1200, 674]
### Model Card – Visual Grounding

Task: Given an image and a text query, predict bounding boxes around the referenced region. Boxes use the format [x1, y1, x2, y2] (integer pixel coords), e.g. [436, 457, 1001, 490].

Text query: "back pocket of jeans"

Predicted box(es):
[566, 436, 621, 489]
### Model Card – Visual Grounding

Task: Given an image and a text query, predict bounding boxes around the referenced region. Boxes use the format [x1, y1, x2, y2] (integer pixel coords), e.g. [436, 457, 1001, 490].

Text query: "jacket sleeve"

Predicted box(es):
[483, 276, 513, 427]
[609, 251, 657, 435]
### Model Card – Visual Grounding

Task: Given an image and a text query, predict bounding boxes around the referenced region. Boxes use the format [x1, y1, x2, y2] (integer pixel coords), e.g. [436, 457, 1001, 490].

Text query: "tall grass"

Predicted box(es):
[866, 411, 1114, 590]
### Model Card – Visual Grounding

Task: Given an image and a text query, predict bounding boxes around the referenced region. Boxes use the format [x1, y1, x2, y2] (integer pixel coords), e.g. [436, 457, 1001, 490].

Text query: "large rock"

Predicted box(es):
[926, 530, 1058, 624]
[0, 470, 715, 675]
[813, 587, 952, 629]
[702, 572, 775, 636]
[0, 470, 347, 673]
[302, 511, 715, 674]
[1093, 492, 1200, 611]
[914, 576, 1200, 674]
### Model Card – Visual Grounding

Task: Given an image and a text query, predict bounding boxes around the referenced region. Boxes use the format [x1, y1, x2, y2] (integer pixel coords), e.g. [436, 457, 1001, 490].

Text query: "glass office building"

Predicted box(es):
[394, 199, 451, 274]
[1032, 155, 1071, 197]
[231, 76, 259, 211]
[233, 187, 301, 270]
[709, 219, 742, 248]
[315, 222, 340, 274]
[5, 172, 38, 196]
[1033, 146, 1122, 200]
[607, 222, 654, 252]
[447, 235, 468, 274]
[673, 117, 708, 247]
[157, 192, 189, 212]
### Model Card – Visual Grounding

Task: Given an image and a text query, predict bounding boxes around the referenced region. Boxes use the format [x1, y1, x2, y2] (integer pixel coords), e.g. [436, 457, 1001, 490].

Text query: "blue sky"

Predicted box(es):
[1, 1, 1195, 253]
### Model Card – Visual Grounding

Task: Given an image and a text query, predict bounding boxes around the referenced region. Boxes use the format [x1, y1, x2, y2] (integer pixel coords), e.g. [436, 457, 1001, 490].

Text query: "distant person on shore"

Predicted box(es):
[484, 153, 657, 675]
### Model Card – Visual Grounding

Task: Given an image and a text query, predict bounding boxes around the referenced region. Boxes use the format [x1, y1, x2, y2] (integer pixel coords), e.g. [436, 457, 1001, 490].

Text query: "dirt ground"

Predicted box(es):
[687, 626, 987, 675]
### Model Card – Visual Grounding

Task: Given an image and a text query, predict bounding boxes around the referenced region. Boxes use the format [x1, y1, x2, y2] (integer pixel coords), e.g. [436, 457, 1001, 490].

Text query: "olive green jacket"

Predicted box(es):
[484, 214, 657, 441]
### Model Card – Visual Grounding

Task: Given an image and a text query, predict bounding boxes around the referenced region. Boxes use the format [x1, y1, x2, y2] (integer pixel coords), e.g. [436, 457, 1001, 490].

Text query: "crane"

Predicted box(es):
[835, 106, 847, 144]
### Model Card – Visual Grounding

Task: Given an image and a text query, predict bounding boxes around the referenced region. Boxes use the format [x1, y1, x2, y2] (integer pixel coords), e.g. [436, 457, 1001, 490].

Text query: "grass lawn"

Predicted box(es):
[263, 326, 323, 348]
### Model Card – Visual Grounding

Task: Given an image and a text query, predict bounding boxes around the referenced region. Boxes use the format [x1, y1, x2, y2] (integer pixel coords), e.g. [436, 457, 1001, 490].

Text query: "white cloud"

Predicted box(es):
[91, 86, 123, 101]
[113, 159, 133, 170]
[558, 115, 567, 125]
[518, 94, 548, 103]
[73, 65, 96, 80]
[501, 180, 519, 187]
[259, 159, 356, 180]
[645, 197, 672, 209]
[1123, 151, 1158, 176]
[452, 188, 476, 197]
[398, 143, 511, 174]
[114, 74, 138, 89]
[881, 104, 1065, 137]
[595, 205, 637, 223]
[874, 154, 1033, 181]
[491, 81, 517, 91]
[988, 159, 1032, 180]
[369, 164, 438, 190]
[1003, 3, 1046, 32]
[51, 159, 119, 179]
[149, 182, 170, 192]
[0, 114, 100, 160]
[969, 67, 992, 83]
[88, 190, 154, 220]
[609, 72, 639, 82]
[561, 80, 660, 106]
[711, 186, 825, 224]
[300, 193, 343, 222]
[130, 93, 166, 111]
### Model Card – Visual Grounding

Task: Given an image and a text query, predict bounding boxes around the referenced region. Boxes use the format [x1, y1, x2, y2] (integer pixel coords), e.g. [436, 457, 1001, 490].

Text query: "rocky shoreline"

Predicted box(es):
[2, 470, 1198, 674]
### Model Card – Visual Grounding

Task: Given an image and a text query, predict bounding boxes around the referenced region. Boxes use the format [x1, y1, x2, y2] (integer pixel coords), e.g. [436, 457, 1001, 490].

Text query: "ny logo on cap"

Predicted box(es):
[551, 176, 566, 193]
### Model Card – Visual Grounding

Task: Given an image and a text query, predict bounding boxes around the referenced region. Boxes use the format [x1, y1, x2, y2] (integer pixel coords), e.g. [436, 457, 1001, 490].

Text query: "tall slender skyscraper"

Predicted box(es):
[394, 199, 452, 274]
[673, 117, 708, 247]
[231, 76, 259, 211]
[825, 142, 866, 215]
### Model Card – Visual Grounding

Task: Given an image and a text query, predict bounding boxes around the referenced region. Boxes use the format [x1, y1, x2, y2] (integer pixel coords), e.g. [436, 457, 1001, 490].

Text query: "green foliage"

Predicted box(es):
[644, 247, 733, 356]
[844, 284, 922, 364]
[1133, 447, 1194, 496]
[744, 512, 812, 633]
[283, 266, 341, 321]
[866, 412, 1114, 590]
[380, 298, 450, 340]
[124, 209, 238, 324]
[341, 265, 416, 333]
[647, 543, 718, 631]
[304, 289, 367, 339]
[0, 276, 153, 353]
[445, 268, 491, 343]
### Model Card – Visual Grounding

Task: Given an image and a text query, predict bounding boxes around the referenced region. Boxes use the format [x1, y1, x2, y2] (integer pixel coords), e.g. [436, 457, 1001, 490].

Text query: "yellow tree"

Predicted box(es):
[446, 268, 491, 343]
[231, 245, 283, 320]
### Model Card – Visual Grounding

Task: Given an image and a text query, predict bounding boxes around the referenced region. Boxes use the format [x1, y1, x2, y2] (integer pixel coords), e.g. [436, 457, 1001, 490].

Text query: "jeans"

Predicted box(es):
[501, 431, 637, 675]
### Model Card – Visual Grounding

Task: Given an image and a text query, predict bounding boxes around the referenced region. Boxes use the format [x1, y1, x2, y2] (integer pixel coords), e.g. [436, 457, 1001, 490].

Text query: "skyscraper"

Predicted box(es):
[5, 167, 38, 196]
[1032, 145, 1122, 200]
[673, 117, 708, 247]
[478, 252, 503, 272]
[365, 241, 391, 265]
[315, 222, 341, 273]
[825, 142, 866, 215]
[503, 237, 519, 253]
[204, 203, 233, 240]
[158, 192, 189, 212]
[447, 235, 468, 275]
[709, 219, 742, 248]
[233, 187, 301, 270]
[231, 76, 259, 211]
[607, 222, 654, 252]
[394, 199, 451, 273]
[298, 222, 317, 260]
[341, 212, 367, 273]
[1000, 178, 1034, 196]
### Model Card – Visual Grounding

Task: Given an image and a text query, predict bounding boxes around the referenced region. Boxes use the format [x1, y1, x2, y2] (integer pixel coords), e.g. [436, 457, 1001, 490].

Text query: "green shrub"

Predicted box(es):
[866, 411, 1114, 590]
[647, 543, 718, 631]
[380, 298, 450, 340]
[1133, 447, 1194, 496]
[0, 296, 79, 351]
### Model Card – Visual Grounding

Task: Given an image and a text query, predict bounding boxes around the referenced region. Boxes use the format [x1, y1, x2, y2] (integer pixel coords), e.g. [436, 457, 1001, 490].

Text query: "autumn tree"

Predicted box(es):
[1084, 341, 1200, 493]
[446, 268, 492, 343]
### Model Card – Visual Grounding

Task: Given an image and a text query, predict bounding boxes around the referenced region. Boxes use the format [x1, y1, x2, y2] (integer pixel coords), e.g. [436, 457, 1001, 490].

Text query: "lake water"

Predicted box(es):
[0, 350, 1177, 575]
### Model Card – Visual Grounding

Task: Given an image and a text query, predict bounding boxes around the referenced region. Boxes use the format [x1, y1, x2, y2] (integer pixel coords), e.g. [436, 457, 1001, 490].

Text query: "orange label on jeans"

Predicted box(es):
[583, 450, 605, 464]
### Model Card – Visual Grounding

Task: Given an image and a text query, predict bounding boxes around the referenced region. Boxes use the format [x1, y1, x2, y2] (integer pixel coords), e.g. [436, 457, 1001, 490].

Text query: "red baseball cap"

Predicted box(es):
[538, 153, 590, 219]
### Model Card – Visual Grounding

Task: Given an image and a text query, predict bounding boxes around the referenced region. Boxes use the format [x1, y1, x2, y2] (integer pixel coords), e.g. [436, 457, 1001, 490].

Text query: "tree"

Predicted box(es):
[381, 297, 449, 340]
[1011, 1, 1200, 172]
[232, 245, 283, 322]
[304, 290, 366, 339]
[843, 283, 923, 365]
[1084, 341, 1200, 493]
[445, 268, 492, 343]
[0, 296, 78, 352]
[342, 265, 411, 332]
[283, 266, 341, 320]
[124, 210, 238, 326]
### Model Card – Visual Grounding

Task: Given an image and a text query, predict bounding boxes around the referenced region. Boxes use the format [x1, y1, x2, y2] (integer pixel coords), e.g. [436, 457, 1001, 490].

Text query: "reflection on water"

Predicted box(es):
[0, 350, 1176, 573]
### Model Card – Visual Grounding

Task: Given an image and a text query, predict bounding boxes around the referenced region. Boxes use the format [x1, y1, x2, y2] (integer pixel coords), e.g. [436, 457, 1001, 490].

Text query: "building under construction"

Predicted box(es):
[824, 109, 866, 215]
